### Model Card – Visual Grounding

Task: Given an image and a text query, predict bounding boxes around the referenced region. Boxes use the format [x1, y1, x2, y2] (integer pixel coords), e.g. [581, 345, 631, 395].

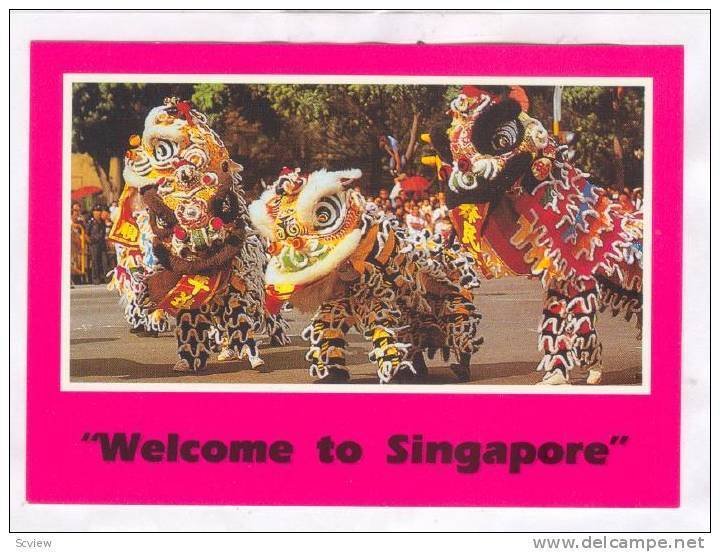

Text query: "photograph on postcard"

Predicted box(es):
[65, 77, 648, 392]
[20, 39, 686, 512]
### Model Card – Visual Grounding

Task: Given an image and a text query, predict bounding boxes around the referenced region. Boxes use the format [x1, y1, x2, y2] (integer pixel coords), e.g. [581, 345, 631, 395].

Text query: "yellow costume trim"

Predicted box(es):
[108, 186, 140, 247]
[374, 228, 397, 266]
[349, 224, 379, 274]
[454, 203, 517, 279]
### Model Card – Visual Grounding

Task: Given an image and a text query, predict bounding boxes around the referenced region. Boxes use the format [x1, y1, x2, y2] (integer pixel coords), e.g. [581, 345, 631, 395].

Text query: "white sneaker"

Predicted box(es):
[537, 368, 570, 385]
[249, 356, 266, 370]
[586, 369, 602, 385]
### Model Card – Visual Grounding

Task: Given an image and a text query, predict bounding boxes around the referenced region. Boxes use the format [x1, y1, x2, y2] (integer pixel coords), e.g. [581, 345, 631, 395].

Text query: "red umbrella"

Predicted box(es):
[399, 175, 430, 192]
[71, 183, 103, 201]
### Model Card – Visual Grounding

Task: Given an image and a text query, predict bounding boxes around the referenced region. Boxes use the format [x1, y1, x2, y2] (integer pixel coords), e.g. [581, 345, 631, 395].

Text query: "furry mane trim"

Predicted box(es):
[295, 169, 362, 227]
[142, 106, 190, 148]
[265, 228, 363, 288]
[247, 188, 279, 241]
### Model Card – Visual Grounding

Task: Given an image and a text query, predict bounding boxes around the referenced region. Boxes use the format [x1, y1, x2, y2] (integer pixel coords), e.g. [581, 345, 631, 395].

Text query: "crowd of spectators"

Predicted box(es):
[69, 182, 642, 286]
[355, 181, 644, 246]
[70, 200, 119, 285]
[354, 182, 455, 244]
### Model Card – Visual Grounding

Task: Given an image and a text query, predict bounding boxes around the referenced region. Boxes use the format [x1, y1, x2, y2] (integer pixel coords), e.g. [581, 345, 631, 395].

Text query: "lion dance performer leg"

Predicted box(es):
[425, 86, 642, 385]
[121, 97, 288, 372]
[107, 189, 170, 337]
[249, 168, 483, 384]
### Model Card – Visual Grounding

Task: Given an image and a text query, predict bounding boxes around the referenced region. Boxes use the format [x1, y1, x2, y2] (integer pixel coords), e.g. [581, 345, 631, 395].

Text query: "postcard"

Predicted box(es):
[24, 41, 682, 510]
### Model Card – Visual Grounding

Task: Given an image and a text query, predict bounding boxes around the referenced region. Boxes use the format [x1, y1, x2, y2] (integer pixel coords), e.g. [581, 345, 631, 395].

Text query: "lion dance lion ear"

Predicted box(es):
[508, 85, 530, 112]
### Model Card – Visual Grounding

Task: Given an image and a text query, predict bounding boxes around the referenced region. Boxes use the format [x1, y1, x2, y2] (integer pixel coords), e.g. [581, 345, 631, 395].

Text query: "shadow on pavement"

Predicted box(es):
[70, 337, 120, 345]
[345, 361, 540, 385]
[70, 358, 273, 380]
[70, 357, 642, 386]
[588, 367, 642, 386]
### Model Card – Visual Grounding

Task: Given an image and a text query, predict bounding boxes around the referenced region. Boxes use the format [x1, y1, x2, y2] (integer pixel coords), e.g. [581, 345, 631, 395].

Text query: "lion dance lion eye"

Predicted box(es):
[153, 139, 178, 162]
[490, 120, 520, 153]
[313, 195, 343, 231]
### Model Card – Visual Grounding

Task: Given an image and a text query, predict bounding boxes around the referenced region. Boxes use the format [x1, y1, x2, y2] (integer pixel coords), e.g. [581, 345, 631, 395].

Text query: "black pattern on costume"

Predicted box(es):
[121, 97, 288, 372]
[249, 167, 482, 384]
[176, 305, 214, 371]
[169, 178, 290, 371]
[301, 220, 484, 383]
[438, 87, 643, 384]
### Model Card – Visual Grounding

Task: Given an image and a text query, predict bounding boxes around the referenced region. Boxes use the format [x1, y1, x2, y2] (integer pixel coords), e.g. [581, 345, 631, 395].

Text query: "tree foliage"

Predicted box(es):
[72, 82, 195, 200]
[71, 82, 645, 201]
[525, 86, 645, 189]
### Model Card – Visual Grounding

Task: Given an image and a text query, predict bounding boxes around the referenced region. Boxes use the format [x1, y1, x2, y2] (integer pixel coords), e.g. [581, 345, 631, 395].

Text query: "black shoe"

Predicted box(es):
[316, 368, 350, 384]
[390, 370, 418, 384]
[269, 335, 285, 347]
[450, 352, 472, 382]
[412, 353, 429, 378]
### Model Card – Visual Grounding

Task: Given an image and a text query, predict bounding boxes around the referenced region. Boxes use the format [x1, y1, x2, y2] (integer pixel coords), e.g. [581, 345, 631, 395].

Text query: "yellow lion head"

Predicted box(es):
[123, 97, 244, 262]
[248, 168, 366, 296]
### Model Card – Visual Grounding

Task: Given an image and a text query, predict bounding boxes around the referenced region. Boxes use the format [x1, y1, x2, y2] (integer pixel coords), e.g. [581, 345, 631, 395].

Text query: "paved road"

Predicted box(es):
[69, 277, 642, 386]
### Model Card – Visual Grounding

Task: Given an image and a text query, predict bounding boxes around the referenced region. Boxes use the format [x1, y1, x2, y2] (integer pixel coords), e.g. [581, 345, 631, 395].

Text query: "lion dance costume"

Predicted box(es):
[108, 194, 170, 336]
[429, 86, 643, 385]
[111, 97, 288, 372]
[248, 167, 483, 383]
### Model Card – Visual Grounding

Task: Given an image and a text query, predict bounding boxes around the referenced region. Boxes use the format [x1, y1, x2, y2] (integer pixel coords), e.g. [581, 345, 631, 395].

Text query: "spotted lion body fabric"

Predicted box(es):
[108, 193, 170, 334]
[249, 168, 483, 383]
[435, 86, 643, 384]
[114, 97, 288, 372]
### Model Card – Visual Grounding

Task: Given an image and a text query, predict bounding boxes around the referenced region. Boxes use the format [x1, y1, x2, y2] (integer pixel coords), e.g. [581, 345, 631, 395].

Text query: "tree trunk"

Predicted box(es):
[611, 87, 625, 191]
[108, 156, 123, 200]
[612, 135, 625, 191]
[91, 158, 114, 205]
[404, 111, 420, 164]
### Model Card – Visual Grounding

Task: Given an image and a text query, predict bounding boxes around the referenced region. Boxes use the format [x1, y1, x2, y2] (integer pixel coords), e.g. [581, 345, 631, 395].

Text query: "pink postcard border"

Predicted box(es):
[27, 42, 683, 506]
